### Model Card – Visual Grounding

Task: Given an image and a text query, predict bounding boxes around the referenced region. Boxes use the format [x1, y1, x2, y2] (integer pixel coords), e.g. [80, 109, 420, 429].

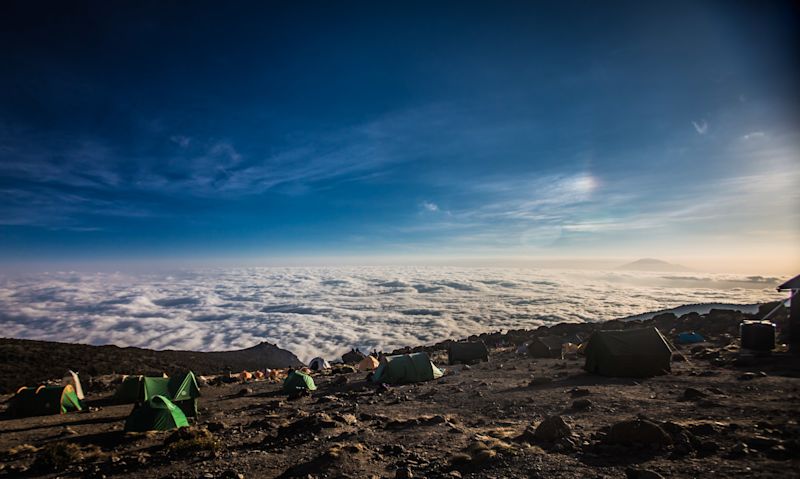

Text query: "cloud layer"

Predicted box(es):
[0, 268, 784, 362]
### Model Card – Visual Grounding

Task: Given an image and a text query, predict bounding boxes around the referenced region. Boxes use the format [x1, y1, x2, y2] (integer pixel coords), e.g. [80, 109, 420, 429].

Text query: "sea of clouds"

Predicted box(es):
[0, 267, 786, 362]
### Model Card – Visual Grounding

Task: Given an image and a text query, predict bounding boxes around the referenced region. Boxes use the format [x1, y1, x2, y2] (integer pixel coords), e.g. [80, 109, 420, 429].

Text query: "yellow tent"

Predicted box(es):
[358, 355, 380, 371]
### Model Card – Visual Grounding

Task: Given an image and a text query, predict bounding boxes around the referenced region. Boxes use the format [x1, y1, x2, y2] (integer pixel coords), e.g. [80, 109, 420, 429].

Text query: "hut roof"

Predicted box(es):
[778, 274, 800, 291]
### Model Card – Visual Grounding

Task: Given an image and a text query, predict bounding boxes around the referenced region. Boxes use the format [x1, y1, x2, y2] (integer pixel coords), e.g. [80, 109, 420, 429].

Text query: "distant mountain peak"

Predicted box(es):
[618, 258, 691, 272]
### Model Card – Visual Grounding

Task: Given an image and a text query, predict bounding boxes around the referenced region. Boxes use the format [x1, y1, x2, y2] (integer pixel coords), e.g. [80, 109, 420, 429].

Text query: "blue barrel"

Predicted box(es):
[740, 320, 776, 351]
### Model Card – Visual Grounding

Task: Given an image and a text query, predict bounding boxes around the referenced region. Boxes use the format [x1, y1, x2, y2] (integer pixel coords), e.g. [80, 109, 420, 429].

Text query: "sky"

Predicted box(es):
[0, 1, 798, 274]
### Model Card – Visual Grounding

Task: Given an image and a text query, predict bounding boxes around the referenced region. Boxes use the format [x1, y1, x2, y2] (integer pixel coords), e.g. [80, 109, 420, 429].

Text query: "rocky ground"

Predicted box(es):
[1, 303, 799, 478]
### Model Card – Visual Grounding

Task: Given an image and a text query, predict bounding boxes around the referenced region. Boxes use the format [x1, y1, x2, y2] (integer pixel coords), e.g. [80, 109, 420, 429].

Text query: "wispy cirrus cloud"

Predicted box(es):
[741, 131, 766, 141]
[420, 201, 439, 212]
[692, 119, 708, 135]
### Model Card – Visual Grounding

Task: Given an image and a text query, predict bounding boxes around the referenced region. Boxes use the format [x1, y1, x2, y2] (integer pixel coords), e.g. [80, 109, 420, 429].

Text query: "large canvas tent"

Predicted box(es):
[371, 352, 443, 384]
[527, 336, 564, 358]
[448, 340, 489, 364]
[124, 395, 189, 432]
[112, 372, 201, 417]
[584, 327, 673, 377]
[9, 384, 83, 417]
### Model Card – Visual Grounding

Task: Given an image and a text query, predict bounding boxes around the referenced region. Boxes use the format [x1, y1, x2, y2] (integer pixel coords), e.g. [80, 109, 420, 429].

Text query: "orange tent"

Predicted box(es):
[358, 355, 380, 371]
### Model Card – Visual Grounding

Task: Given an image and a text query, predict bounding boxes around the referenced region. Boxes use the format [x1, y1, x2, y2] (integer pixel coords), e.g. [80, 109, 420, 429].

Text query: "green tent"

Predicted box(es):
[282, 370, 317, 392]
[9, 384, 83, 417]
[124, 395, 189, 432]
[371, 352, 444, 384]
[584, 327, 673, 378]
[113, 375, 144, 404]
[112, 372, 201, 417]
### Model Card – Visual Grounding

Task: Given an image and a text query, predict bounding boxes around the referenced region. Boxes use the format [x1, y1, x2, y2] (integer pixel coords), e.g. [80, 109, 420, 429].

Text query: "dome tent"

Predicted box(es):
[283, 370, 317, 392]
[112, 371, 201, 418]
[124, 395, 189, 432]
[113, 375, 144, 404]
[309, 357, 331, 371]
[357, 355, 380, 371]
[370, 352, 443, 385]
[676, 331, 705, 344]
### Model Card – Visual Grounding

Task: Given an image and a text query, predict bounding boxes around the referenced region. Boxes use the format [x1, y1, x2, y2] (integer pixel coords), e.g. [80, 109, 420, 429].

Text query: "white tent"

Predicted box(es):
[63, 370, 85, 400]
[308, 357, 331, 371]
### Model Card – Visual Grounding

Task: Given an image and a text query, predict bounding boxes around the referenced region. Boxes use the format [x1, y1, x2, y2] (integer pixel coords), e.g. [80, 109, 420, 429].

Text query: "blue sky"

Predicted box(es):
[0, 1, 798, 272]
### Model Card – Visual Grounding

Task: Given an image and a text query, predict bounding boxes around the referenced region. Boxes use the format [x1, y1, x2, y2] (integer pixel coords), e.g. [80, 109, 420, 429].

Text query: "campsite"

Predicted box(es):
[1, 302, 799, 478]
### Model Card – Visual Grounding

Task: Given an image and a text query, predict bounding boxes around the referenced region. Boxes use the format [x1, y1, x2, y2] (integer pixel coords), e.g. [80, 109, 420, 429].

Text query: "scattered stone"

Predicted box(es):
[382, 444, 406, 455]
[164, 427, 217, 455]
[335, 413, 358, 425]
[681, 388, 707, 401]
[766, 444, 789, 460]
[278, 412, 338, 437]
[571, 398, 593, 410]
[605, 419, 672, 448]
[287, 389, 311, 401]
[334, 376, 349, 385]
[625, 467, 665, 479]
[697, 399, 721, 408]
[449, 453, 472, 465]
[33, 442, 83, 471]
[737, 372, 759, 381]
[568, 388, 591, 397]
[236, 388, 253, 397]
[206, 421, 227, 433]
[699, 440, 720, 454]
[688, 423, 718, 436]
[528, 376, 553, 386]
[729, 441, 751, 458]
[62, 426, 78, 436]
[744, 435, 780, 450]
[661, 422, 700, 455]
[395, 466, 413, 478]
[376, 383, 391, 394]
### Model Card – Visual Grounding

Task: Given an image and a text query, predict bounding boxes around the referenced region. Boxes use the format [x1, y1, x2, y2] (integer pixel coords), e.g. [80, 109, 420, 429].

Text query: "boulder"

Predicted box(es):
[534, 415, 572, 442]
[681, 388, 706, 401]
[605, 419, 672, 448]
[571, 399, 593, 410]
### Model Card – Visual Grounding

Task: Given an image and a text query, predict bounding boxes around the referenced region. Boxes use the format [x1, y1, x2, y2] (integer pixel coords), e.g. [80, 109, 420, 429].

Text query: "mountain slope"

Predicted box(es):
[0, 338, 302, 393]
[618, 258, 691, 272]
